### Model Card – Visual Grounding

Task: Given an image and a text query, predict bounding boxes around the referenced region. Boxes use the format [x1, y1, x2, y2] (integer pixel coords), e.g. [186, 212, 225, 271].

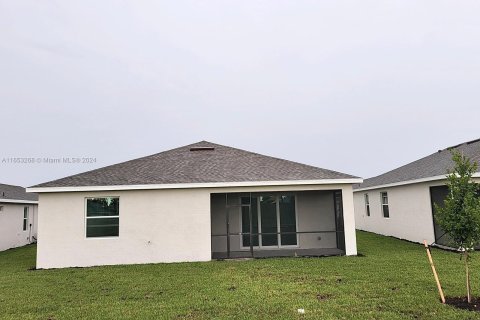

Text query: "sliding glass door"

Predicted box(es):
[260, 196, 278, 246]
[241, 194, 297, 248]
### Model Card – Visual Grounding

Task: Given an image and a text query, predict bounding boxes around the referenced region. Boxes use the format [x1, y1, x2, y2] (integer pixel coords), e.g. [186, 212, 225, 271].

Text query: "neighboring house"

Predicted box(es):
[353, 138, 480, 246]
[27, 141, 362, 269]
[0, 184, 38, 251]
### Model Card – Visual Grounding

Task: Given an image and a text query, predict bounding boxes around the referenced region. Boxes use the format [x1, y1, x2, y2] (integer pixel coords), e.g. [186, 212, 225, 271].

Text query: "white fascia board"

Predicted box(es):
[27, 178, 363, 193]
[354, 172, 480, 192]
[0, 199, 38, 204]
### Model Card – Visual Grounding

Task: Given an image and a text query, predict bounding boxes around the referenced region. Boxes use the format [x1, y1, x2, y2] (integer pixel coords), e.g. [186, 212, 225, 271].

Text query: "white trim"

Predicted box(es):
[380, 192, 389, 218]
[0, 199, 38, 204]
[278, 194, 300, 248]
[23, 207, 29, 232]
[353, 173, 480, 192]
[257, 196, 264, 248]
[275, 196, 281, 248]
[27, 178, 363, 193]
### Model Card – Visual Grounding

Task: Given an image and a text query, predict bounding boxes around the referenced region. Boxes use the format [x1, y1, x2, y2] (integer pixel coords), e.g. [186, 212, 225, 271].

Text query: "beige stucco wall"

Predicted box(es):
[0, 202, 37, 251]
[353, 178, 480, 244]
[37, 183, 357, 269]
[37, 189, 212, 269]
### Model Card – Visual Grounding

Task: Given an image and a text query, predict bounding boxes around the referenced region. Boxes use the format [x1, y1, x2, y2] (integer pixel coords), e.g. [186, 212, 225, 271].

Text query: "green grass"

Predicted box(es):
[1, 231, 480, 319]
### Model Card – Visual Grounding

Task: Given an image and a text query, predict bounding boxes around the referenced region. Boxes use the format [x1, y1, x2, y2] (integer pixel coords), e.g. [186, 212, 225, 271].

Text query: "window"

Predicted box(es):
[86, 197, 119, 238]
[23, 207, 29, 231]
[381, 192, 389, 218]
[241, 194, 297, 247]
[364, 194, 370, 217]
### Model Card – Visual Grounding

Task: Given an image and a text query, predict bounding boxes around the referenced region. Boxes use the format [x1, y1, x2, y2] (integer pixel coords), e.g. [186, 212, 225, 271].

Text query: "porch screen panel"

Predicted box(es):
[241, 197, 259, 247]
[260, 196, 278, 246]
[279, 195, 297, 245]
[334, 191, 345, 251]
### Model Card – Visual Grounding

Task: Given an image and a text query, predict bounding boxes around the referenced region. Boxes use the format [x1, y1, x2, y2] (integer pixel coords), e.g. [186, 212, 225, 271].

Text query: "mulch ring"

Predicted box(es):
[445, 297, 480, 312]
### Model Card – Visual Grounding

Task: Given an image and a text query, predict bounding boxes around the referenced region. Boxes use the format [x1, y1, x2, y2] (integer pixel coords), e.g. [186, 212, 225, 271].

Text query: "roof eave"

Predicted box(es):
[27, 178, 364, 193]
[354, 172, 480, 192]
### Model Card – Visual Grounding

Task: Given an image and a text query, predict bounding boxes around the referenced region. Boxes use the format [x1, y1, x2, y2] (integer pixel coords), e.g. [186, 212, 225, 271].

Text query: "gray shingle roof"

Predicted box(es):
[356, 138, 480, 190]
[31, 141, 359, 188]
[0, 183, 38, 201]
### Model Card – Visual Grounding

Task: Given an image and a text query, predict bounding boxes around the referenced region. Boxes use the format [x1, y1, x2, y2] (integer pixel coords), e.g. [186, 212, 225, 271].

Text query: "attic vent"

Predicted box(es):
[190, 147, 215, 151]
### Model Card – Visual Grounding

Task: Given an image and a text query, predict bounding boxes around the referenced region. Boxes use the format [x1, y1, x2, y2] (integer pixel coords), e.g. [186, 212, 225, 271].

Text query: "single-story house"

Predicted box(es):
[353, 138, 480, 246]
[0, 183, 38, 251]
[27, 141, 362, 269]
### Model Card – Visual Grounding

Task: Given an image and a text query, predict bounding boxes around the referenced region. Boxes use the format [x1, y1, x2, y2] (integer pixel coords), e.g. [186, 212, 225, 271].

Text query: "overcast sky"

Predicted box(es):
[1, 1, 480, 187]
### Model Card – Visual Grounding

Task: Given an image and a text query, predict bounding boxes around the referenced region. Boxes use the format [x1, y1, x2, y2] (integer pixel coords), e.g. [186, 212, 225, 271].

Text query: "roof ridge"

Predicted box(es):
[442, 138, 480, 152]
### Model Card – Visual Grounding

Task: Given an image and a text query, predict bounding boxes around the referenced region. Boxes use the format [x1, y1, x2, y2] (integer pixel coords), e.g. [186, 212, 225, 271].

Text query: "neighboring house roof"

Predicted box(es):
[30, 141, 360, 191]
[355, 138, 480, 191]
[0, 183, 38, 203]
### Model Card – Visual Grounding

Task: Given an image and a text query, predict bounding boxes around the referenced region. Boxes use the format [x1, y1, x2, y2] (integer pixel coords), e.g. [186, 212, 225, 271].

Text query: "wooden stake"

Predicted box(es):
[424, 240, 446, 304]
[465, 251, 471, 303]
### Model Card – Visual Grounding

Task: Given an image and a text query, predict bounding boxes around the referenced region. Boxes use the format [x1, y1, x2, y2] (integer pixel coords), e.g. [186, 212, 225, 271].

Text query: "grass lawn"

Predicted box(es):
[2, 231, 480, 319]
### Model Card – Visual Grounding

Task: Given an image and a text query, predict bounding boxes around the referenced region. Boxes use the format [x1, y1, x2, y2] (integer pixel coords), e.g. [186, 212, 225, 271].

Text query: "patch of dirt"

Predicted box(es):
[445, 297, 480, 312]
[316, 293, 332, 301]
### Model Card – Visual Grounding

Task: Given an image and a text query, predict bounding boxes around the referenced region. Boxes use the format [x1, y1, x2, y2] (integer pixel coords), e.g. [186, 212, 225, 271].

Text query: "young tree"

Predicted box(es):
[435, 150, 480, 303]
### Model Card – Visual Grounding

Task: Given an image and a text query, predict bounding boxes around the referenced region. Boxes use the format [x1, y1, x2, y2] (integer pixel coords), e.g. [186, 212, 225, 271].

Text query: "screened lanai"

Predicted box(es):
[211, 190, 346, 259]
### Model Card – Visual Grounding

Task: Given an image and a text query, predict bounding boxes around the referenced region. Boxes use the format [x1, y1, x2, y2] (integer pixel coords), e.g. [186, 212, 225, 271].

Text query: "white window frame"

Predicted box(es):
[364, 193, 370, 217]
[380, 192, 389, 218]
[84, 197, 120, 239]
[23, 207, 29, 231]
[240, 193, 299, 250]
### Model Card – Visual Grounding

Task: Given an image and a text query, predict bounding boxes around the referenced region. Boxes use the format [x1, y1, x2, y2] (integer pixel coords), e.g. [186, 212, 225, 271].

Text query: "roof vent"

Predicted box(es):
[190, 147, 215, 152]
